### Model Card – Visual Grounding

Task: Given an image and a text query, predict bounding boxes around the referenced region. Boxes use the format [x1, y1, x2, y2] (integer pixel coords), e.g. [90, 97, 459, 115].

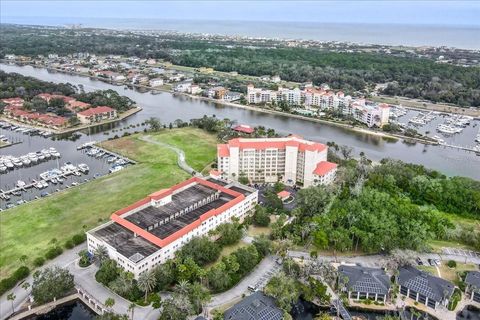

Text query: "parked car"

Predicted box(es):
[416, 257, 423, 265]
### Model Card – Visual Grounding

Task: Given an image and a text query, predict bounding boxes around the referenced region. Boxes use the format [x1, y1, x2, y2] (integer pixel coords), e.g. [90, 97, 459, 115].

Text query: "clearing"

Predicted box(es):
[0, 128, 217, 279]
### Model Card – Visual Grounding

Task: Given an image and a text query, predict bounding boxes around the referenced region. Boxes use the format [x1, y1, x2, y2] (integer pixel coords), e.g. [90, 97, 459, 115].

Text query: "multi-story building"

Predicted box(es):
[86, 177, 258, 278]
[76, 106, 117, 124]
[246, 85, 390, 127]
[217, 135, 337, 187]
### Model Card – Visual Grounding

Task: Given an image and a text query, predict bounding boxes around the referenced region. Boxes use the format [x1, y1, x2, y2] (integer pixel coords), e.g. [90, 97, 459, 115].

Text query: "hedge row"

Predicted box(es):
[0, 266, 30, 295]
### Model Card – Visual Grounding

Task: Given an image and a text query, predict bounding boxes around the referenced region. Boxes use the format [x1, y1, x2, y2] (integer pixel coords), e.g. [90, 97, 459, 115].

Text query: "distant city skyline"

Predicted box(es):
[1, 1, 480, 26]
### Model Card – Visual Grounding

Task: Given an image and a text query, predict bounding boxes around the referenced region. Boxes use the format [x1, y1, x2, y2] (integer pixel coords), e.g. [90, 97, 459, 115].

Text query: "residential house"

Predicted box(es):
[188, 84, 202, 95]
[338, 265, 391, 302]
[208, 86, 227, 100]
[174, 80, 193, 93]
[398, 266, 455, 309]
[149, 78, 164, 87]
[465, 271, 480, 302]
[223, 91, 242, 102]
[76, 106, 117, 124]
[223, 292, 283, 320]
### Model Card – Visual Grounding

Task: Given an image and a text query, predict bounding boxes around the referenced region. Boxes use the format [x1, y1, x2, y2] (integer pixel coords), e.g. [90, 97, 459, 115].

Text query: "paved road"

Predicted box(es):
[140, 135, 195, 175]
[3, 246, 479, 320]
[69, 261, 160, 320]
[207, 255, 279, 310]
[0, 244, 86, 320]
[288, 250, 480, 267]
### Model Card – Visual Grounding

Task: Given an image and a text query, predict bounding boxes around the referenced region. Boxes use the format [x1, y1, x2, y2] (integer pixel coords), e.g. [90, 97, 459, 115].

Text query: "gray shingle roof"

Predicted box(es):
[338, 265, 391, 295]
[224, 292, 283, 320]
[398, 266, 455, 302]
[465, 271, 480, 292]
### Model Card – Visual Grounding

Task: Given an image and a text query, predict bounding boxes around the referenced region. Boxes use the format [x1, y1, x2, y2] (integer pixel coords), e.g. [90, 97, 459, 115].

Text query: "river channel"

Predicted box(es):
[1, 63, 479, 196]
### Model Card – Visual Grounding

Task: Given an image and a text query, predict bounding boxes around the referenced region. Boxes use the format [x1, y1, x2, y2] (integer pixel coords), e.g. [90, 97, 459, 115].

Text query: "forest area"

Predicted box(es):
[1, 25, 479, 107]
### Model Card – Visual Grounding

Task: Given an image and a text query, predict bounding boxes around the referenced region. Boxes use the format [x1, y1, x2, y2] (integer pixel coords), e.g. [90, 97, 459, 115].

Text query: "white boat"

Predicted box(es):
[78, 163, 89, 173]
[109, 165, 123, 173]
[41, 181, 49, 188]
[17, 180, 26, 188]
[35, 182, 43, 189]
[51, 178, 58, 184]
[5, 162, 14, 169]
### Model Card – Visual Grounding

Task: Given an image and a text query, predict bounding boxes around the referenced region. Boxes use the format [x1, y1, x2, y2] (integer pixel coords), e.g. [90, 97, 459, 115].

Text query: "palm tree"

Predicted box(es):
[94, 245, 109, 265]
[174, 279, 190, 296]
[128, 302, 136, 320]
[7, 293, 16, 314]
[21, 282, 30, 292]
[104, 297, 115, 311]
[138, 270, 157, 303]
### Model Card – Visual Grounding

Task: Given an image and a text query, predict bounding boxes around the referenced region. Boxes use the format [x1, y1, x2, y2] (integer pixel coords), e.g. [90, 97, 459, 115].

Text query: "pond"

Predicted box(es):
[24, 300, 96, 320]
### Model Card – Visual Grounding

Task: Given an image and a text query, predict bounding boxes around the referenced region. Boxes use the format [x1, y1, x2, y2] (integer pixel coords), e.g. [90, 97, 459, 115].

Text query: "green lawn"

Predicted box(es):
[0, 128, 218, 279]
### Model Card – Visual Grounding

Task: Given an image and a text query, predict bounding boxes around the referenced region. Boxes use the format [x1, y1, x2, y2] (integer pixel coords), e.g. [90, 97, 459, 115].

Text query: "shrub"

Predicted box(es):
[64, 239, 75, 249]
[33, 257, 45, 267]
[72, 233, 86, 245]
[0, 277, 17, 295]
[447, 260, 457, 268]
[45, 246, 63, 260]
[13, 266, 30, 281]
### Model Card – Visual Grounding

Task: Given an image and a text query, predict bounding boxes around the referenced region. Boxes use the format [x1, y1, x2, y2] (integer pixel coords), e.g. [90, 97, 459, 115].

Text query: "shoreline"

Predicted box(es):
[0, 106, 142, 135]
[15, 63, 436, 145]
[6, 62, 480, 153]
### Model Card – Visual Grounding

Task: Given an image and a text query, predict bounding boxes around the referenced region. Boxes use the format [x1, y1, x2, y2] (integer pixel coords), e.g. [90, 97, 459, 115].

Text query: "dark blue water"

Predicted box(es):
[25, 300, 96, 320]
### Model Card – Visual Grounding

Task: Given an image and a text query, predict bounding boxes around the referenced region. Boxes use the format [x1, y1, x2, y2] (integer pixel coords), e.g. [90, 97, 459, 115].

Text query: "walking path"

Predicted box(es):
[140, 135, 195, 174]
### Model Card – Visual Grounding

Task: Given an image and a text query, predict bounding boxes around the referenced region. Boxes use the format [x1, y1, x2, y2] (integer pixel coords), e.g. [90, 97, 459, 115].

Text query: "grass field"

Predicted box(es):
[0, 128, 218, 279]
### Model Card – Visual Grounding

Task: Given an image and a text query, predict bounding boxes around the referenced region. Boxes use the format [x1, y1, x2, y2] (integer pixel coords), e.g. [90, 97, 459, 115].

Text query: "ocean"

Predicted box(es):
[2, 16, 480, 49]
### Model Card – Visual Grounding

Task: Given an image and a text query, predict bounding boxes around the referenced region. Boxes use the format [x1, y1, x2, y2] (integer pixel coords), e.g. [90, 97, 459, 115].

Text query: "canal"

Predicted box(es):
[1, 63, 479, 186]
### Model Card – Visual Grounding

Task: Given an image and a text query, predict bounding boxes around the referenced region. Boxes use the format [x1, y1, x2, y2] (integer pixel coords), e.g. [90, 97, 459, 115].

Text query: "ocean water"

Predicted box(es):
[2, 16, 480, 49]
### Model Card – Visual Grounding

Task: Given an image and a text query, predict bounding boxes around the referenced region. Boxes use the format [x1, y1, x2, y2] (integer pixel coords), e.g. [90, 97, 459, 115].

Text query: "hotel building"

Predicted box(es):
[217, 136, 337, 187]
[87, 177, 258, 278]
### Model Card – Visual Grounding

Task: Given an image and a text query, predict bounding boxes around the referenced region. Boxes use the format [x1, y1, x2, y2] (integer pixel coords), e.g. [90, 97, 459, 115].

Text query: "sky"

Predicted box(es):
[1, 1, 480, 26]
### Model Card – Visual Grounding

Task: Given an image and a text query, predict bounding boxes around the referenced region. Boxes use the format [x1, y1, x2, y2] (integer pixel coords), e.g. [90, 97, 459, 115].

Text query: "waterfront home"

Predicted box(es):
[76, 106, 117, 124]
[208, 86, 227, 99]
[174, 80, 193, 93]
[223, 91, 242, 102]
[149, 78, 164, 87]
[397, 266, 455, 309]
[465, 271, 480, 302]
[271, 75, 281, 83]
[233, 124, 254, 134]
[188, 84, 202, 95]
[223, 292, 283, 320]
[338, 265, 391, 303]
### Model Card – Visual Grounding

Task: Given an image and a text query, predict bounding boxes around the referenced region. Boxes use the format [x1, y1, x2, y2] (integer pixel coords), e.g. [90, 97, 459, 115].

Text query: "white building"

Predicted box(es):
[217, 135, 337, 187]
[149, 78, 164, 87]
[86, 177, 257, 278]
[350, 101, 390, 127]
[246, 85, 302, 105]
[188, 84, 202, 95]
[174, 80, 193, 92]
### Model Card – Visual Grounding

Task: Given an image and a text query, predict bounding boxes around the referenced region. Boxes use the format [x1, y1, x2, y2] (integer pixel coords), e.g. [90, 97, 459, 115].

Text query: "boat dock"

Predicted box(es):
[0, 167, 85, 197]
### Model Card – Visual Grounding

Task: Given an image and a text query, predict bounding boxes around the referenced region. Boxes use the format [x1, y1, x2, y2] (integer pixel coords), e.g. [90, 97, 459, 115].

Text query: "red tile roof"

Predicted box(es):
[226, 137, 327, 153]
[77, 106, 115, 117]
[277, 190, 291, 199]
[313, 161, 338, 176]
[110, 177, 245, 249]
[218, 144, 230, 157]
[233, 125, 255, 134]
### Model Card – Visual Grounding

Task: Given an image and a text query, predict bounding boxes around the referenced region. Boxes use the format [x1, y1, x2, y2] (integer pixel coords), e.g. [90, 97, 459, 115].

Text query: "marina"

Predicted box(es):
[1, 62, 479, 190]
[0, 131, 135, 210]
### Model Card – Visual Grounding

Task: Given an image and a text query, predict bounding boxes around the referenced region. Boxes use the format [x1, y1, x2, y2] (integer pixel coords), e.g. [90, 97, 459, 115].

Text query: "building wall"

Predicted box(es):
[87, 183, 258, 278]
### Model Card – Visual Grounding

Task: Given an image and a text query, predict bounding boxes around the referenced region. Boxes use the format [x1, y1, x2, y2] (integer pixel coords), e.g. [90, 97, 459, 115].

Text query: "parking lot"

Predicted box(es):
[248, 259, 282, 292]
[442, 247, 480, 259]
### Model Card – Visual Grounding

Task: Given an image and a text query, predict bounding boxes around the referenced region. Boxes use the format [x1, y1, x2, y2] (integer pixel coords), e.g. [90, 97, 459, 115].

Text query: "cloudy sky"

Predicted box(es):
[1, 1, 479, 26]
